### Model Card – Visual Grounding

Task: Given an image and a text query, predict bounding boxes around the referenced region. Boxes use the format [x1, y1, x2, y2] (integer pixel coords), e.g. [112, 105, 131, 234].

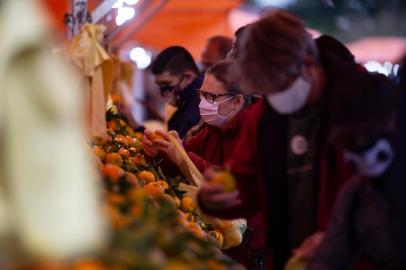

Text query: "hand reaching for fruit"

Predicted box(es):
[141, 129, 184, 167]
[285, 231, 325, 270]
[141, 129, 160, 157]
[198, 169, 242, 210]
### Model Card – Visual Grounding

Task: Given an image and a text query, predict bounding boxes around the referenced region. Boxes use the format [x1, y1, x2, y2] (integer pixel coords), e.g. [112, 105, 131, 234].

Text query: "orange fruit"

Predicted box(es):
[105, 152, 123, 167]
[106, 206, 129, 230]
[128, 189, 148, 204]
[144, 182, 164, 197]
[162, 193, 176, 207]
[129, 147, 138, 154]
[118, 148, 131, 158]
[174, 196, 181, 209]
[71, 260, 105, 270]
[181, 196, 195, 212]
[187, 222, 205, 238]
[119, 119, 127, 128]
[138, 170, 156, 183]
[150, 131, 165, 141]
[93, 145, 105, 161]
[107, 120, 118, 131]
[163, 261, 189, 270]
[107, 193, 126, 205]
[131, 155, 146, 166]
[124, 136, 134, 146]
[135, 132, 144, 141]
[130, 204, 143, 218]
[102, 164, 124, 182]
[209, 231, 224, 248]
[185, 212, 195, 222]
[126, 126, 135, 136]
[114, 135, 127, 146]
[176, 209, 185, 218]
[209, 171, 236, 192]
[125, 172, 140, 187]
[207, 259, 227, 270]
[157, 180, 169, 190]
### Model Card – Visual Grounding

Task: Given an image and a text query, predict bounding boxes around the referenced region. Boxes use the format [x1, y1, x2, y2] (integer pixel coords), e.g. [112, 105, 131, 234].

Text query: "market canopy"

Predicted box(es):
[112, 0, 241, 58]
[44, 0, 243, 58]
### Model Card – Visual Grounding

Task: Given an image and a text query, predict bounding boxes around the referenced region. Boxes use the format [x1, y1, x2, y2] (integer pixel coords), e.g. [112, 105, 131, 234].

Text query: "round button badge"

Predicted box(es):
[290, 135, 308, 155]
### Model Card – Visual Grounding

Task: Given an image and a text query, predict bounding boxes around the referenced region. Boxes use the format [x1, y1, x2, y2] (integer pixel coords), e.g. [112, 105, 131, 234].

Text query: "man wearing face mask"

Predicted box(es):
[198, 10, 395, 269]
[151, 46, 202, 138]
[142, 61, 265, 269]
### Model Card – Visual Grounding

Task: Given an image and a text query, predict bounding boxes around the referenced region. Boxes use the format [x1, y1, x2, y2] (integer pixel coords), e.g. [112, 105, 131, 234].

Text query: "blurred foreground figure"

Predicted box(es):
[390, 56, 406, 268]
[0, 0, 105, 264]
[307, 75, 399, 269]
[201, 36, 233, 71]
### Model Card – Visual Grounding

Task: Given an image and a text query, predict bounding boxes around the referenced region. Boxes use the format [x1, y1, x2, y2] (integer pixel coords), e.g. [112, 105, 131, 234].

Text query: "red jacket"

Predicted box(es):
[185, 106, 250, 173]
[184, 105, 266, 268]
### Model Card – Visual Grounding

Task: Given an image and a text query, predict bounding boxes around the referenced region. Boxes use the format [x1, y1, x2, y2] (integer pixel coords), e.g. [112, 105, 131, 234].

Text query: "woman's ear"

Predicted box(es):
[302, 55, 318, 81]
[233, 95, 245, 111]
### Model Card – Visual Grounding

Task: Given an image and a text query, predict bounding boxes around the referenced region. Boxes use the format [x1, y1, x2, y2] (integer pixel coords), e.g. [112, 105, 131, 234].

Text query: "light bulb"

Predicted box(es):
[130, 47, 152, 70]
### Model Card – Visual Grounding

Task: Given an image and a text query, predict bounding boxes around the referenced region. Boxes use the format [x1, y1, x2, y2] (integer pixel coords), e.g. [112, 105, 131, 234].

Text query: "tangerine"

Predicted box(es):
[125, 172, 140, 187]
[105, 152, 123, 167]
[181, 196, 195, 212]
[156, 180, 169, 190]
[150, 131, 165, 141]
[144, 182, 164, 197]
[71, 260, 105, 270]
[93, 146, 105, 161]
[138, 170, 156, 183]
[102, 164, 124, 182]
[210, 171, 236, 192]
[118, 148, 131, 158]
[107, 120, 118, 131]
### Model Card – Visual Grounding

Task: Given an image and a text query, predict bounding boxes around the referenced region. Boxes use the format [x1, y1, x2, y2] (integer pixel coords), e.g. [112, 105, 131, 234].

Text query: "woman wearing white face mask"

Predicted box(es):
[142, 61, 265, 269]
[142, 60, 253, 173]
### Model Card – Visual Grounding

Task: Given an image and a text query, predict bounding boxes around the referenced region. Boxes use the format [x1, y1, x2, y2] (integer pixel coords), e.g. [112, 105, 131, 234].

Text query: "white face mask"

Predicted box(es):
[199, 96, 235, 127]
[266, 76, 311, 114]
[344, 138, 393, 178]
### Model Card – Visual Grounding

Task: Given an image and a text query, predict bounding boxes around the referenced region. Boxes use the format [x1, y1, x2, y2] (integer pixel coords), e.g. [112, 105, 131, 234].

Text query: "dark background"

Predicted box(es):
[247, 0, 406, 42]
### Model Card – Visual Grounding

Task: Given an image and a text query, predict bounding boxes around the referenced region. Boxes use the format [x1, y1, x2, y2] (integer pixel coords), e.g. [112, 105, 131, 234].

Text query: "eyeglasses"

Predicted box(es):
[197, 89, 236, 103]
[158, 75, 185, 96]
[159, 84, 175, 95]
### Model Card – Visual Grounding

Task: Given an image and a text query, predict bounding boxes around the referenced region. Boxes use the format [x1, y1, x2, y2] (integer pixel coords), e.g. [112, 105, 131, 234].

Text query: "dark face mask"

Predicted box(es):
[159, 75, 185, 107]
[159, 84, 176, 96]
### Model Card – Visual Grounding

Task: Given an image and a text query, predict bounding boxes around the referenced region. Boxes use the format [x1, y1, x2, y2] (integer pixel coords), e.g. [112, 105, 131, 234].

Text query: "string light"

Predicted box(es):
[130, 47, 152, 69]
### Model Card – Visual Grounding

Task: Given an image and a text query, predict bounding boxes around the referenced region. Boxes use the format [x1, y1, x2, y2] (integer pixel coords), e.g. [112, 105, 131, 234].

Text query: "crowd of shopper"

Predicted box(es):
[144, 9, 404, 270]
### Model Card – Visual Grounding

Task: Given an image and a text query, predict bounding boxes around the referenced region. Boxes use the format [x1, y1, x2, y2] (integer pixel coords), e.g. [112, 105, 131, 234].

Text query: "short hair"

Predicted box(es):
[235, 25, 248, 40]
[206, 60, 252, 104]
[207, 36, 233, 60]
[237, 9, 318, 93]
[228, 25, 250, 59]
[151, 46, 199, 76]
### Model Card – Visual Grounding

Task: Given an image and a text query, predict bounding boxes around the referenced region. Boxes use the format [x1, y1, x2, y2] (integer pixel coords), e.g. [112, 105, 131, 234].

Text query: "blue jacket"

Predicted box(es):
[168, 75, 203, 138]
